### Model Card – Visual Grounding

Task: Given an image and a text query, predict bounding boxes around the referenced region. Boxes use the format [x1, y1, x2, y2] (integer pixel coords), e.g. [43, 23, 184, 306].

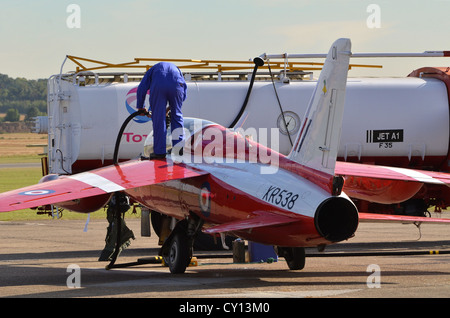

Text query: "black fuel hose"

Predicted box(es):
[229, 57, 265, 128]
[113, 109, 149, 164]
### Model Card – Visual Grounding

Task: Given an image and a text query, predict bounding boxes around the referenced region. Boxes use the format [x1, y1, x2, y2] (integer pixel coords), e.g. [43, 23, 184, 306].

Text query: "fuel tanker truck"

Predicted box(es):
[32, 55, 450, 222]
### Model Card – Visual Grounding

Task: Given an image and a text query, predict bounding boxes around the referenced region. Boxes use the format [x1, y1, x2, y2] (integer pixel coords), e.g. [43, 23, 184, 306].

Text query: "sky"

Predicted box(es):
[1, 0, 450, 79]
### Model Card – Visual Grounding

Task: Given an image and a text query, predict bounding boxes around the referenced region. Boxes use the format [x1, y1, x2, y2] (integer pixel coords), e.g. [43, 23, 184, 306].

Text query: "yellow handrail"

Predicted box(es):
[66, 55, 382, 73]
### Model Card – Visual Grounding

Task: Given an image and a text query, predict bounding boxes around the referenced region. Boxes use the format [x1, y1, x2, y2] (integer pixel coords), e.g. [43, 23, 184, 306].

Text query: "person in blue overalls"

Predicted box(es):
[136, 62, 187, 159]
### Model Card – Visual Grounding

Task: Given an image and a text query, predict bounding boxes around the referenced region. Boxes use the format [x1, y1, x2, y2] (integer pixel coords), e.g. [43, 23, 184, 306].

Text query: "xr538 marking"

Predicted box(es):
[262, 185, 299, 210]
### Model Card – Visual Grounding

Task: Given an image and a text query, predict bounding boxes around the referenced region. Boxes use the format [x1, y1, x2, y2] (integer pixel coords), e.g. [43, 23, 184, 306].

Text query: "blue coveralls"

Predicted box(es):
[136, 62, 187, 155]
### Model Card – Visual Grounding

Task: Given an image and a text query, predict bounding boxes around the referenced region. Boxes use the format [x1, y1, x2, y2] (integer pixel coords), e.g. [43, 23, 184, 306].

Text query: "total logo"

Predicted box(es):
[125, 87, 151, 124]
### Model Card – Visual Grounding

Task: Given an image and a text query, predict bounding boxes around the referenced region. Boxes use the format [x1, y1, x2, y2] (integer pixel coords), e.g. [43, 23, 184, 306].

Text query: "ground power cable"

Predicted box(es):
[267, 61, 293, 147]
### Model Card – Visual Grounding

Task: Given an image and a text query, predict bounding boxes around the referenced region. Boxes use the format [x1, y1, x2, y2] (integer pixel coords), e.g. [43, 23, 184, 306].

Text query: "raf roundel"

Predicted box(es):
[199, 182, 211, 217]
[19, 190, 55, 196]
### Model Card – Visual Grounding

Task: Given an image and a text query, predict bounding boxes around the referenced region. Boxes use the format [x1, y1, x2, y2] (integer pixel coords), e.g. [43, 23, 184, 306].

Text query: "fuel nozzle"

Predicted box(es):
[137, 108, 151, 117]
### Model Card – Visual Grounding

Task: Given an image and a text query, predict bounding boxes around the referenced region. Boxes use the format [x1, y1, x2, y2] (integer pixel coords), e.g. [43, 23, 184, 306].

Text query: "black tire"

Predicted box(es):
[167, 232, 192, 274]
[283, 247, 306, 270]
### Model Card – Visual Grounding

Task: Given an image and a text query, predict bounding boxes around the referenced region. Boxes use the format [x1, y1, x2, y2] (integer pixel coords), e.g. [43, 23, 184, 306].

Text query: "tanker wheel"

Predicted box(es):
[166, 231, 192, 274]
[278, 246, 305, 270]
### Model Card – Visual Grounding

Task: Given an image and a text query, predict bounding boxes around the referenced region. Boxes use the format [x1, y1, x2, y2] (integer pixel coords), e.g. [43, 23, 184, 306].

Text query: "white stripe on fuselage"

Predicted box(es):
[187, 159, 329, 218]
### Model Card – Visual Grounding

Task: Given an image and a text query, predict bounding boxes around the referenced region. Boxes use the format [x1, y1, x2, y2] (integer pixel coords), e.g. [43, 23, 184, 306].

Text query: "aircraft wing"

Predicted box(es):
[202, 209, 450, 233]
[358, 212, 450, 224]
[335, 161, 450, 224]
[0, 159, 208, 213]
[335, 161, 450, 185]
[203, 211, 299, 234]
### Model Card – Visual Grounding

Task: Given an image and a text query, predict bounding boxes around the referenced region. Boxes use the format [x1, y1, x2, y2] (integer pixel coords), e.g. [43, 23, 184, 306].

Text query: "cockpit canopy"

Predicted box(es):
[143, 117, 217, 157]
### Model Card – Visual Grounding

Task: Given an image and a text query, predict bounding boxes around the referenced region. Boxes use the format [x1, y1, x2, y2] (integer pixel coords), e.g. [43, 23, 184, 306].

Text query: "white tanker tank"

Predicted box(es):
[40, 67, 450, 175]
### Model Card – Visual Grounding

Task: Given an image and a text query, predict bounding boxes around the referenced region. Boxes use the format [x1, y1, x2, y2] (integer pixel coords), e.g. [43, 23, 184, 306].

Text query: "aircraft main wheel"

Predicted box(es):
[167, 232, 192, 274]
[283, 247, 306, 270]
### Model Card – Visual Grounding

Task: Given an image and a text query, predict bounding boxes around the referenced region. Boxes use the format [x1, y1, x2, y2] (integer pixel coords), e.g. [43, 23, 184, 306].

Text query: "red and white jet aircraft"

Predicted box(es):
[1, 38, 450, 274]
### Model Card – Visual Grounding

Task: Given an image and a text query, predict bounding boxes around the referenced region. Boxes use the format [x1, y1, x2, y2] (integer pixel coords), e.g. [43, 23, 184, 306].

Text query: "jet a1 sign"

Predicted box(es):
[366, 129, 404, 148]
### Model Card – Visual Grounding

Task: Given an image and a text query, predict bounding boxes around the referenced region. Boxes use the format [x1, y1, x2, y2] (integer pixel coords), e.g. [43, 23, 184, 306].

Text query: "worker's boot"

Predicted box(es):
[149, 153, 166, 159]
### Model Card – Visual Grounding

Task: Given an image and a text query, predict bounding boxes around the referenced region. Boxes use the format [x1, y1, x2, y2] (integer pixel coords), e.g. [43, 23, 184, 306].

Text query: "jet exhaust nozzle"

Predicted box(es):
[314, 196, 359, 242]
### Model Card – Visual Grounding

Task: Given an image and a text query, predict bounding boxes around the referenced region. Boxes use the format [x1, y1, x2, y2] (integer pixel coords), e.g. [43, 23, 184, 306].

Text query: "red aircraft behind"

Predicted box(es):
[1, 38, 449, 274]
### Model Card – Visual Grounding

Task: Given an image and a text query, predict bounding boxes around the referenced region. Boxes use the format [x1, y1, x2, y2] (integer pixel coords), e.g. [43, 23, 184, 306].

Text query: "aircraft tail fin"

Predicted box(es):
[288, 38, 351, 177]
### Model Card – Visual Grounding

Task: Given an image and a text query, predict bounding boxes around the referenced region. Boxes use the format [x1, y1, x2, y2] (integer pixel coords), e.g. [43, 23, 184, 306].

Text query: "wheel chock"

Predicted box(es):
[189, 257, 198, 267]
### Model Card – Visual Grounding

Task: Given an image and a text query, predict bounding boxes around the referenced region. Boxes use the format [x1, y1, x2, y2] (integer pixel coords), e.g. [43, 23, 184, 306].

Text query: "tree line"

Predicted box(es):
[0, 73, 47, 122]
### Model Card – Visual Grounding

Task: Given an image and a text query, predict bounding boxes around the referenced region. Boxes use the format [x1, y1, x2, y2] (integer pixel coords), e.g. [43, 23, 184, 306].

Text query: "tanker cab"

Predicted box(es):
[143, 117, 217, 158]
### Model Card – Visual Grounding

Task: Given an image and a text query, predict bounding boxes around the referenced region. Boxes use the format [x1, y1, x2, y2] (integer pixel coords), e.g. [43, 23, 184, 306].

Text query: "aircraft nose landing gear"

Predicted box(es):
[166, 231, 191, 274]
[160, 214, 204, 274]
